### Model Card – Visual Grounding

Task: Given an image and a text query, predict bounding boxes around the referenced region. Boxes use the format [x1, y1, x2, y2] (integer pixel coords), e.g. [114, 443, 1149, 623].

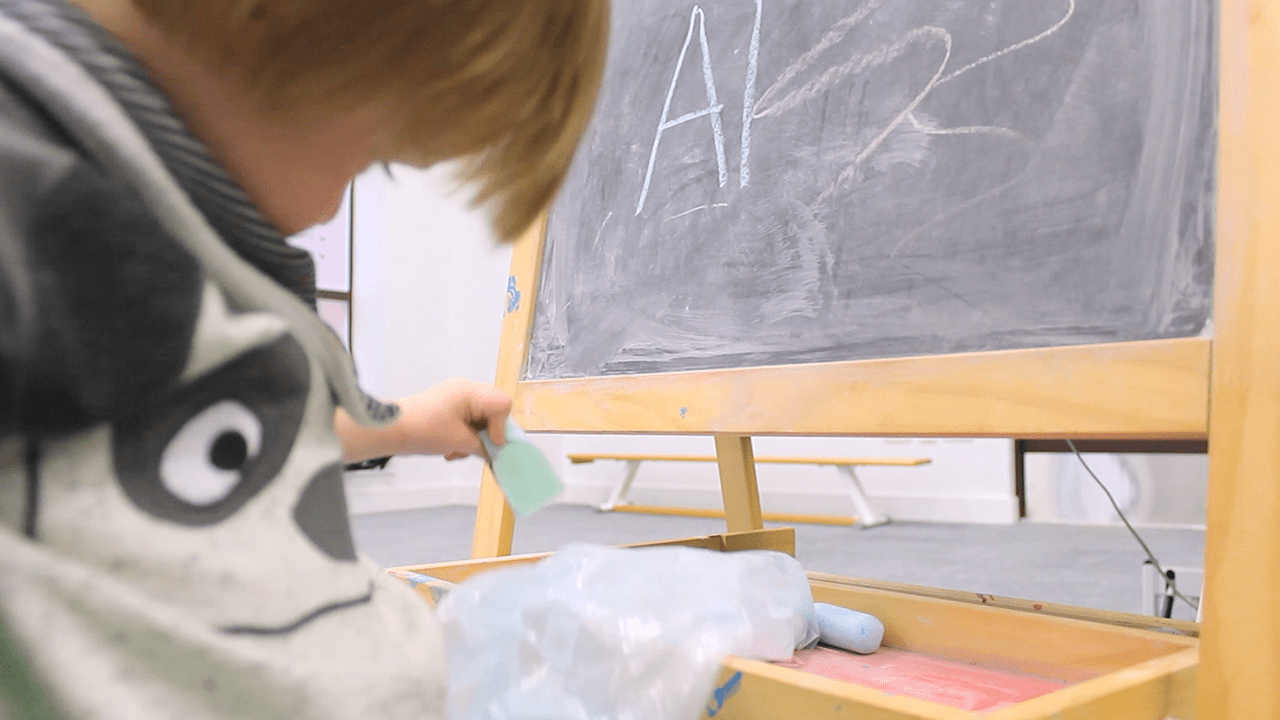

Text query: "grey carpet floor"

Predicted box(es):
[351, 504, 1204, 621]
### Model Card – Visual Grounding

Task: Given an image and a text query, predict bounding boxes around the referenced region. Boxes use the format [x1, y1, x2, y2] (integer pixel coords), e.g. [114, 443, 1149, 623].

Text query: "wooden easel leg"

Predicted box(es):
[470, 465, 515, 558]
[714, 434, 764, 533]
[837, 465, 890, 528]
[600, 460, 642, 511]
[472, 215, 547, 559]
[1198, 0, 1280, 712]
[1201, 1, 1280, 715]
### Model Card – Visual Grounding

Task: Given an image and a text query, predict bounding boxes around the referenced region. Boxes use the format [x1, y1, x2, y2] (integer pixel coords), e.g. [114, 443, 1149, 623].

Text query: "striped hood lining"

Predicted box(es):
[0, 2, 398, 427]
[0, 0, 319, 308]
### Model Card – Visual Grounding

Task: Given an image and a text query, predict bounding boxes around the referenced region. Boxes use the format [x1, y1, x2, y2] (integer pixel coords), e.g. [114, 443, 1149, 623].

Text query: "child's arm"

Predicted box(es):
[334, 378, 511, 464]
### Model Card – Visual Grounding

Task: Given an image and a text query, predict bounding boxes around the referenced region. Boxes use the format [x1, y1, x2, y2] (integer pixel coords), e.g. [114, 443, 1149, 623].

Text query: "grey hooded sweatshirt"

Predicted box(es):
[0, 2, 448, 718]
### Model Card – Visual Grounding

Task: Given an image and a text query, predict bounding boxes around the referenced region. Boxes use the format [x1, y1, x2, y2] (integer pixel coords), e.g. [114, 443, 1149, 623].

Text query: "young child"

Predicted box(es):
[0, 0, 607, 718]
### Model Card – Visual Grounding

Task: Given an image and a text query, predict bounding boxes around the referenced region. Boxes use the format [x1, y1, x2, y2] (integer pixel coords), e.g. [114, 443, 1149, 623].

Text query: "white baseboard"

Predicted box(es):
[453, 483, 481, 506]
[558, 481, 621, 507]
[560, 482, 1018, 525]
[343, 471, 457, 516]
[346, 476, 1019, 526]
[873, 494, 1019, 525]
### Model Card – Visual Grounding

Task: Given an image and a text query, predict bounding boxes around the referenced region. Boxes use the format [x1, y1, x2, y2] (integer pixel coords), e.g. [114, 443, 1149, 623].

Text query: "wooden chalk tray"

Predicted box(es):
[390, 527, 1196, 720]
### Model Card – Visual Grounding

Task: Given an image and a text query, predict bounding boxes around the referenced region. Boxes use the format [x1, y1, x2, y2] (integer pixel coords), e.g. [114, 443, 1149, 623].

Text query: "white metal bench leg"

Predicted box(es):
[837, 465, 890, 528]
[600, 460, 643, 511]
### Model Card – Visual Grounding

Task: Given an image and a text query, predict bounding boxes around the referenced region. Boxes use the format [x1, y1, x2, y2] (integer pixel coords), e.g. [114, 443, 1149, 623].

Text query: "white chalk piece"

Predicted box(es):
[814, 602, 884, 655]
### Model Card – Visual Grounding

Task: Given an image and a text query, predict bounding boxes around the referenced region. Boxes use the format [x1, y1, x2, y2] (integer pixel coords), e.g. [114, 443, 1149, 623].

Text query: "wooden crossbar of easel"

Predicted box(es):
[569, 452, 931, 527]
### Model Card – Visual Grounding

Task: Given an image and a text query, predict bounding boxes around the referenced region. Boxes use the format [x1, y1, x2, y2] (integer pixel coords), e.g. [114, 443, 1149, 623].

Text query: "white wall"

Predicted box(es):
[345, 164, 540, 513]
[342, 165, 1018, 524]
[560, 435, 1017, 524]
[1024, 452, 1207, 528]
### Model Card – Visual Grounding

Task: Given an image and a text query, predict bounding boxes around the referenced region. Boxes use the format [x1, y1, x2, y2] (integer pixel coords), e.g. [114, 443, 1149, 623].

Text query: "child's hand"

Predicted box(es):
[334, 379, 511, 463]
[391, 379, 512, 460]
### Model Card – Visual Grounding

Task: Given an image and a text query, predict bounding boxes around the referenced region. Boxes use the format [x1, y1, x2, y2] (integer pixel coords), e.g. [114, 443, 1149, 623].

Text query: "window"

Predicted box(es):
[287, 186, 353, 349]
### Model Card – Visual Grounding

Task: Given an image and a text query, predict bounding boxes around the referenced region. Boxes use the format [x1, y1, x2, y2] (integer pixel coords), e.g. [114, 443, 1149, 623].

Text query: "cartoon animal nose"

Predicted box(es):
[293, 464, 358, 561]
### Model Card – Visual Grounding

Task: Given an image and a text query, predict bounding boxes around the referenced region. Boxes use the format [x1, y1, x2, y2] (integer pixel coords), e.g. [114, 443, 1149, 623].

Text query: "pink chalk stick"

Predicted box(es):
[774, 646, 1067, 712]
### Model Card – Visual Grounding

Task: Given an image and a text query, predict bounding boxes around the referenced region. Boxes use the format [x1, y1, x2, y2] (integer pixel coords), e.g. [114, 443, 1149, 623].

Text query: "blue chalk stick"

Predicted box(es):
[814, 602, 884, 655]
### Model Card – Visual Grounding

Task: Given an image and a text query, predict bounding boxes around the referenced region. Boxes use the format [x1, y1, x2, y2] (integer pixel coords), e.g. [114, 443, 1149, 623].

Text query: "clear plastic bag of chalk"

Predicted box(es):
[434, 543, 822, 720]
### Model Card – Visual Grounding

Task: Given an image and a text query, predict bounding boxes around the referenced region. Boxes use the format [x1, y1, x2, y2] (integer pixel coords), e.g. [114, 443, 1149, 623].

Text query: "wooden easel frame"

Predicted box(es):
[471, 1, 1277, 715]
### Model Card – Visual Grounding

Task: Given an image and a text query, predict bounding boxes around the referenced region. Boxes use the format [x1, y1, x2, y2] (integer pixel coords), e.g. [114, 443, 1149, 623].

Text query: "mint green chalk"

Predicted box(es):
[479, 418, 563, 517]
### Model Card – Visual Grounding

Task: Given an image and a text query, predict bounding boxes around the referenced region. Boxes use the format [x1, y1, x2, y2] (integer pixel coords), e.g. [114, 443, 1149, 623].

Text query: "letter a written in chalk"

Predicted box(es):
[635, 6, 728, 216]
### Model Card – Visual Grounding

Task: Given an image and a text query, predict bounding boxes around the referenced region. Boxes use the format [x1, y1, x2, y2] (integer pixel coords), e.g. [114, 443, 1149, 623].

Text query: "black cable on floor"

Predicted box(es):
[1066, 439, 1198, 613]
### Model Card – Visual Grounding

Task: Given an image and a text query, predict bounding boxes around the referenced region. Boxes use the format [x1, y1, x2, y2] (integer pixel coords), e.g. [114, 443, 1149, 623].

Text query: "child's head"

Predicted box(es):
[126, 0, 610, 240]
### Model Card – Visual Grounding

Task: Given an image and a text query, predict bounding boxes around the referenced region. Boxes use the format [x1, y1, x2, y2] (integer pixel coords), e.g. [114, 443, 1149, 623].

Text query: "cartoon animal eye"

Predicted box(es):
[159, 400, 263, 506]
[114, 335, 310, 525]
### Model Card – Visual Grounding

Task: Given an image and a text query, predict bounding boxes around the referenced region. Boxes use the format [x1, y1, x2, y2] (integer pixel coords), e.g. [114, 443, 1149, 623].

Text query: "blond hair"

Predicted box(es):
[133, 1, 609, 241]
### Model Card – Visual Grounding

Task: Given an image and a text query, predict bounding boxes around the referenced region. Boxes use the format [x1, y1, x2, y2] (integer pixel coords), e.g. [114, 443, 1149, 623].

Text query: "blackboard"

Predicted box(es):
[527, 0, 1216, 381]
